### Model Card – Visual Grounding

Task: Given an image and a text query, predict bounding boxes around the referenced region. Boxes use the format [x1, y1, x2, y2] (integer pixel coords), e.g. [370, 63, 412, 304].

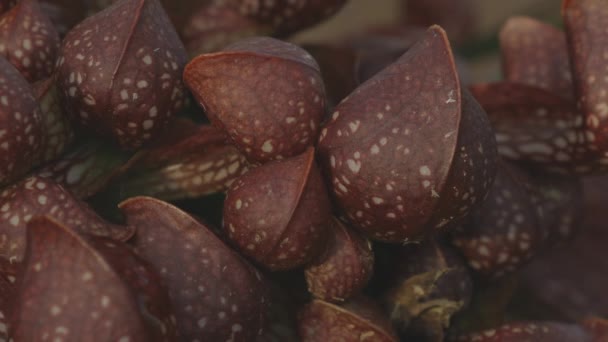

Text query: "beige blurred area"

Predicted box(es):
[293, 0, 561, 82]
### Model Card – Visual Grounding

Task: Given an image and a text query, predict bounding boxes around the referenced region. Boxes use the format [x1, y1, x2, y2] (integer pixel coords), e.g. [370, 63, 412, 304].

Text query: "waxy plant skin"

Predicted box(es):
[0, 176, 133, 262]
[184, 37, 327, 164]
[10, 217, 176, 341]
[0, 0, 605, 340]
[121, 197, 268, 341]
[317, 26, 498, 243]
[223, 148, 332, 271]
[304, 217, 374, 303]
[56, 0, 187, 150]
[0, 56, 44, 187]
[0, 0, 60, 82]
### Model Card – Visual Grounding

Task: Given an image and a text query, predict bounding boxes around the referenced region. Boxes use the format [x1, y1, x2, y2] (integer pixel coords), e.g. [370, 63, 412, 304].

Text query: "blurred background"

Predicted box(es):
[294, 0, 562, 82]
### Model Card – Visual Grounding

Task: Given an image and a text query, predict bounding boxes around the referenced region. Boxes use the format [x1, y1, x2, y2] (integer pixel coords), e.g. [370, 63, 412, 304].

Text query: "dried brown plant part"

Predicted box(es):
[499, 16, 574, 100]
[298, 297, 398, 342]
[36, 139, 133, 198]
[223, 148, 331, 271]
[116, 121, 249, 201]
[470, 82, 604, 175]
[0, 176, 134, 262]
[382, 240, 472, 341]
[564, 0, 608, 156]
[317, 26, 498, 243]
[450, 321, 592, 342]
[449, 274, 519, 336]
[404, 0, 476, 45]
[304, 218, 374, 303]
[56, 0, 188, 150]
[0, 57, 44, 187]
[0, 0, 60, 82]
[185, 37, 326, 163]
[120, 196, 268, 341]
[32, 78, 74, 163]
[9, 216, 176, 341]
[451, 163, 543, 279]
